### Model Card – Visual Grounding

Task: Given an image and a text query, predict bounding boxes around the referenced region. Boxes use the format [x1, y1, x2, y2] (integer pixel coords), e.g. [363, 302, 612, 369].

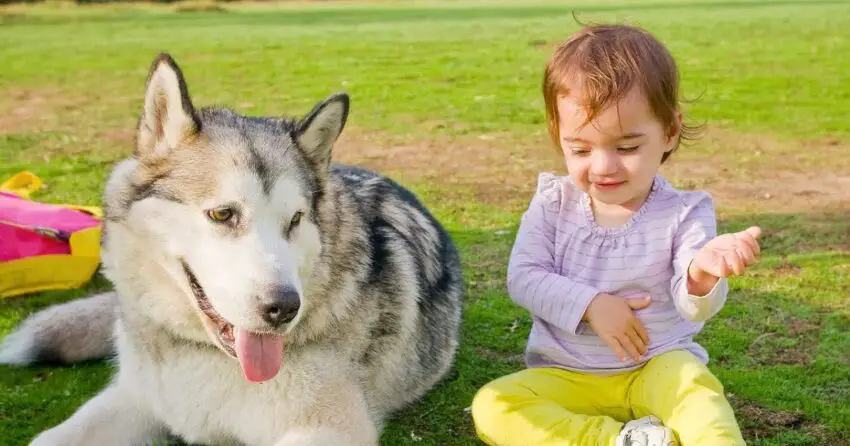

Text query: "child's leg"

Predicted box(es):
[629, 350, 745, 446]
[471, 367, 632, 446]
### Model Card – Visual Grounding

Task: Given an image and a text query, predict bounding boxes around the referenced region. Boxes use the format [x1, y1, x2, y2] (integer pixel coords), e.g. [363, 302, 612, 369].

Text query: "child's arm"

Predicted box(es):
[506, 177, 602, 336]
[671, 194, 761, 322]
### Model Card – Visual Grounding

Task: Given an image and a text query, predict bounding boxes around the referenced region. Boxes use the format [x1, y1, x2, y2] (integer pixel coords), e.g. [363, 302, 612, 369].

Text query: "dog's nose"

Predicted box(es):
[260, 286, 300, 327]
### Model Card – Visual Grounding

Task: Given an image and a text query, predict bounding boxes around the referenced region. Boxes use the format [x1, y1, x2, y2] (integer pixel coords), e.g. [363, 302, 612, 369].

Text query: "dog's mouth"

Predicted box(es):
[181, 260, 284, 383]
[182, 261, 237, 358]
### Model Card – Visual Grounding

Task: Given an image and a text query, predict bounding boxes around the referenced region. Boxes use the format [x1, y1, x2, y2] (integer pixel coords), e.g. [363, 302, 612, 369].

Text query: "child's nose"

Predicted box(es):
[590, 150, 619, 176]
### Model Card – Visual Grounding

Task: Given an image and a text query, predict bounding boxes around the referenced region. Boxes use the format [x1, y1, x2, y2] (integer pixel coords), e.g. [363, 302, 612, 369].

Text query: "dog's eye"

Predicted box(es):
[206, 207, 234, 223]
[290, 211, 302, 229]
[286, 211, 303, 237]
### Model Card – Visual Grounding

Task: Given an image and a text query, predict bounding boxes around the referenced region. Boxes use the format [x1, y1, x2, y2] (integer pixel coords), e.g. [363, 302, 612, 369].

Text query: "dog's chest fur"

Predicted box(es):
[117, 328, 352, 445]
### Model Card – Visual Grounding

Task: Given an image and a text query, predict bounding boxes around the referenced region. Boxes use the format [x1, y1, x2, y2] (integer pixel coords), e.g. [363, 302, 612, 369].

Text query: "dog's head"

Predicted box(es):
[102, 53, 347, 382]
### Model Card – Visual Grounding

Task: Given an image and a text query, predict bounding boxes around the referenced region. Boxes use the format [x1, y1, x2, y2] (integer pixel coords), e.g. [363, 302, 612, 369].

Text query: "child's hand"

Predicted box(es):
[583, 293, 651, 362]
[688, 226, 762, 295]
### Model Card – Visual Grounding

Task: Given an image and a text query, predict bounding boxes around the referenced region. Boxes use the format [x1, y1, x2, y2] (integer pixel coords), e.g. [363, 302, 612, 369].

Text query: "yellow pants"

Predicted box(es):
[471, 350, 744, 446]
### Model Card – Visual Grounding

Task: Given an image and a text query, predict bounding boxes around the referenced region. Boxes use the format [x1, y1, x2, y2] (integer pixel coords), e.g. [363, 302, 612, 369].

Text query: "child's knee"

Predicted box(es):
[470, 381, 506, 441]
[471, 374, 534, 434]
[470, 385, 496, 424]
[471, 377, 514, 422]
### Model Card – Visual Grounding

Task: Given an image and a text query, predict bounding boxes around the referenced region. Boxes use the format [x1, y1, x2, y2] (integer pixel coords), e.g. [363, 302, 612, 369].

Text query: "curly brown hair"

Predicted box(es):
[542, 23, 700, 163]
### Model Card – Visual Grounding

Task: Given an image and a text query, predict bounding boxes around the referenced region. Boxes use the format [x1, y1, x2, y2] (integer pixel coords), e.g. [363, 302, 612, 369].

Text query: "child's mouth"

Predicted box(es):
[594, 181, 625, 190]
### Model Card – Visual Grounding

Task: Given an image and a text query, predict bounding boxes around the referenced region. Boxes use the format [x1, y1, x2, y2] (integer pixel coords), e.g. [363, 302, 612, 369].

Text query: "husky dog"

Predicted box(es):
[0, 53, 463, 446]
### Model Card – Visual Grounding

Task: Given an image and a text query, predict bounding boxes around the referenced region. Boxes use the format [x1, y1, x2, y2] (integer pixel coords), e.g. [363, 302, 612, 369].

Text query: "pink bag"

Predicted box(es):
[0, 172, 103, 298]
[0, 191, 101, 262]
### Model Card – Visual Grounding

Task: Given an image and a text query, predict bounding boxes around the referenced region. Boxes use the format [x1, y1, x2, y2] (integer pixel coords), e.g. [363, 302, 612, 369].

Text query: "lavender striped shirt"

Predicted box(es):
[507, 173, 727, 374]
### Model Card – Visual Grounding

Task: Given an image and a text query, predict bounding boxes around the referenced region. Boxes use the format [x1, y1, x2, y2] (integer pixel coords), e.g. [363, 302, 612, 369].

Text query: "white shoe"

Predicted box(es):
[615, 415, 678, 446]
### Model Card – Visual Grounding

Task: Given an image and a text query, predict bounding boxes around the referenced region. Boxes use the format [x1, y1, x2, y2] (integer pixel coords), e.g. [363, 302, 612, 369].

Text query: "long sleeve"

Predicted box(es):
[670, 193, 728, 322]
[506, 174, 601, 334]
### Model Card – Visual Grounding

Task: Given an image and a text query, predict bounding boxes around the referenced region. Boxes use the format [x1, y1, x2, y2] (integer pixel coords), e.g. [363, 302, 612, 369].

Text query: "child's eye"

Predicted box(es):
[570, 147, 591, 156]
[617, 145, 639, 153]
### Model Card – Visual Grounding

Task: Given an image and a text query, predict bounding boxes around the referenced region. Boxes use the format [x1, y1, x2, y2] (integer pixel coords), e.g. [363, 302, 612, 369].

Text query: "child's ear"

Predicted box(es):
[666, 110, 683, 149]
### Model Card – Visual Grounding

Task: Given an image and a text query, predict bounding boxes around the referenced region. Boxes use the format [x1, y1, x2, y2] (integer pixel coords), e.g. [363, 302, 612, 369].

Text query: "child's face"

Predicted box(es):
[557, 85, 680, 209]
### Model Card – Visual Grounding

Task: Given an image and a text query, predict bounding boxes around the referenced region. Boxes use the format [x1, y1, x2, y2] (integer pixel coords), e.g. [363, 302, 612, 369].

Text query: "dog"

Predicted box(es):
[0, 53, 464, 446]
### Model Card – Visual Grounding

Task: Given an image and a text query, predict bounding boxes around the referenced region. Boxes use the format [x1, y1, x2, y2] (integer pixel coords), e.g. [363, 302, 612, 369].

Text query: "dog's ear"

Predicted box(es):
[136, 53, 200, 161]
[295, 93, 349, 169]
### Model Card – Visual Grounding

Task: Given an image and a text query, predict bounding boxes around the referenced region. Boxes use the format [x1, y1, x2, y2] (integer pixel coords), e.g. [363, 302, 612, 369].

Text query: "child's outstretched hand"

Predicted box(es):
[688, 226, 762, 295]
[583, 294, 651, 363]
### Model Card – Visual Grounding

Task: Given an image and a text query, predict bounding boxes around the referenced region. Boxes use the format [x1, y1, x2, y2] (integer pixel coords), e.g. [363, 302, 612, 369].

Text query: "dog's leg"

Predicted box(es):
[274, 382, 379, 446]
[30, 382, 165, 446]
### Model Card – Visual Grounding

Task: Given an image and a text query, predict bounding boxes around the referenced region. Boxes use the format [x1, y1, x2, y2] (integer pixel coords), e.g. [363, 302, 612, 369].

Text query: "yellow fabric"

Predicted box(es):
[1, 171, 43, 199]
[1, 171, 102, 217]
[471, 350, 745, 446]
[0, 172, 103, 299]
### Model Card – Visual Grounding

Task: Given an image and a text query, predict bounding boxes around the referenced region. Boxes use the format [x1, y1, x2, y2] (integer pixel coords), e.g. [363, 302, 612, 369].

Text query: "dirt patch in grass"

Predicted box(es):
[0, 88, 84, 135]
[772, 258, 803, 276]
[738, 401, 805, 430]
[99, 127, 136, 146]
[730, 394, 849, 445]
[737, 401, 806, 440]
[334, 128, 563, 211]
[663, 160, 850, 216]
[747, 316, 823, 366]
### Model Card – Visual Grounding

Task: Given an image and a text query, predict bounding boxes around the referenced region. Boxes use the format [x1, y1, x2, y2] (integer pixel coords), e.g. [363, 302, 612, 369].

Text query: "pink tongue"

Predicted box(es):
[234, 329, 284, 383]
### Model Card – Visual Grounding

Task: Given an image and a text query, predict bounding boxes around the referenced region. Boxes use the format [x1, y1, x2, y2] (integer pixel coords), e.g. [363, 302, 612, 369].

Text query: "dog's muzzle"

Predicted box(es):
[180, 260, 302, 358]
[181, 260, 237, 357]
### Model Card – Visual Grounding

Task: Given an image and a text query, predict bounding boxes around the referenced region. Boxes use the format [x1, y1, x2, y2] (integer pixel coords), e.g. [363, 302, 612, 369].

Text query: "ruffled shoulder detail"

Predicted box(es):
[537, 172, 572, 202]
[534, 172, 570, 208]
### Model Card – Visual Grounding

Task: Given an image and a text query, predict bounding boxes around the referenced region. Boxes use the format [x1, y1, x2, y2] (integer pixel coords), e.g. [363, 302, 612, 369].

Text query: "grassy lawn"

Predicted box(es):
[1, 1, 848, 445]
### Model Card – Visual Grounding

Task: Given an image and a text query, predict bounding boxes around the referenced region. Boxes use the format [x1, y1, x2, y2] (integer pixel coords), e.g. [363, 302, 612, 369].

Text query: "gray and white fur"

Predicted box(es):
[0, 53, 463, 446]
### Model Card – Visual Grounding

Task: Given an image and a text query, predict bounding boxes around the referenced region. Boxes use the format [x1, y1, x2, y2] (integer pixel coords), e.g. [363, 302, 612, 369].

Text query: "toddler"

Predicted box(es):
[471, 23, 761, 446]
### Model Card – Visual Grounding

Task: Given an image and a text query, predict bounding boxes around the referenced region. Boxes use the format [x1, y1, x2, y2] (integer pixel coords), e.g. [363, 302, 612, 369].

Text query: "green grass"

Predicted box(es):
[1, 1, 849, 445]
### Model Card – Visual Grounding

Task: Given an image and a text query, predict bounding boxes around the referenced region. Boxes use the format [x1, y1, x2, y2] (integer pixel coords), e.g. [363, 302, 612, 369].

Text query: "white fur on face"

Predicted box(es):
[130, 169, 321, 333]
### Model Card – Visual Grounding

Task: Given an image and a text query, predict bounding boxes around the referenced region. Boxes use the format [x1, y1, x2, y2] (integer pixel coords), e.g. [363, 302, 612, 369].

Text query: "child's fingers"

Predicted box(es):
[738, 245, 757, 266]
[723, 250, 745, 275]
[602, 334, 628, 362]
[634, 320, 650, 346]
[618, 334, 643, 362]
[737, 228, 761, 256]
[626, 328, 648, 356]
[626, 295, 652, 310]
[704, 251, 730, 277]
[744, 226, 762, 240]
